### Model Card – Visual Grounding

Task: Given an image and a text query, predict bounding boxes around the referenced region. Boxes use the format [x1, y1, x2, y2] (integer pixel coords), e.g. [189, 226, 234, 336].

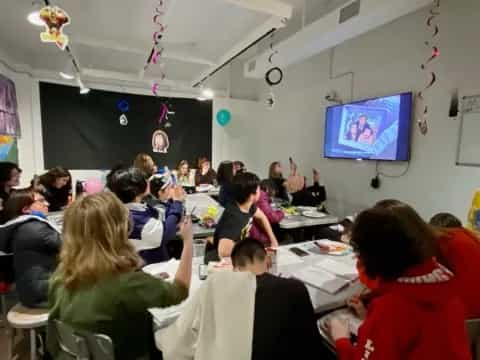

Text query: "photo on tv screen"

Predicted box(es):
[324, 92, 413, 161]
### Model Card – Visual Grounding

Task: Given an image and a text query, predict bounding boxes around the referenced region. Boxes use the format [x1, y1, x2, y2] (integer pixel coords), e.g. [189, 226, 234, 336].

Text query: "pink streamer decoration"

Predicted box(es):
[159, 103, 168, 125]
[417, 0, 440, 135]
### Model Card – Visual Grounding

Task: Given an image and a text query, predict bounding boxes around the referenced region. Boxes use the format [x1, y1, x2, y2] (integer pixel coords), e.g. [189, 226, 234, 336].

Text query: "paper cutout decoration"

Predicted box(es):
[0, 75, 21, 137]
[417, 0, 440, 135]
[216, 109, 231, 127]
[0, 135, 18, 162]
[117, 99, 130, 126]
[39, 6, 71, 50]
[152, 129, 170, 153]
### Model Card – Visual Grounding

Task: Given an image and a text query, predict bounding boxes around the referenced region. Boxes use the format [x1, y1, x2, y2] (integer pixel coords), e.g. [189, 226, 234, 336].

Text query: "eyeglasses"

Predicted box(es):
[34, 198, 49, 205]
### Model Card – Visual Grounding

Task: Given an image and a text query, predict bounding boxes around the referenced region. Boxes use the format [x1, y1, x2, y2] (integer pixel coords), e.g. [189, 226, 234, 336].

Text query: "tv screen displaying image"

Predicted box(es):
[324, 92, 413, 161]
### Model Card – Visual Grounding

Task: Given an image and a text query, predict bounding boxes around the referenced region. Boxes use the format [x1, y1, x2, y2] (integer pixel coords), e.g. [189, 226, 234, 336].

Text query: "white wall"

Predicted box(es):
[215, 0, 480, 220]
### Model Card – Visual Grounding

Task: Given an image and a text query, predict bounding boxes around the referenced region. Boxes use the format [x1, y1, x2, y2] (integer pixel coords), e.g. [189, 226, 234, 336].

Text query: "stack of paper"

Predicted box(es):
[314, 258, 358, 281]
[293, 258, 358, 294]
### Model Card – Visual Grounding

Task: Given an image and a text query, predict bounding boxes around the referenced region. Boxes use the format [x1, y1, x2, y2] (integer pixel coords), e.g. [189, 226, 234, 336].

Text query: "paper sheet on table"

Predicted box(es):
[314, 258, 358, 281]
[277, 249, 305, 266]
[293, 266, 350, 294]
[318, 308, 363, 344]
[143, 259, 179, 278]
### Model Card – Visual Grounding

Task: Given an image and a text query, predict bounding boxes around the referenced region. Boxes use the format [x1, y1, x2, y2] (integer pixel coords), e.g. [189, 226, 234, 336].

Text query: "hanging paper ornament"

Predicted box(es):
[264, 32, 283, 108]
[417, 0, 441, 135]
[119, 114, 128, 126]
[164, 122, 172, 128]
[117, 99, 130, 126]
[158, 103, 168, 125]
[266, 92, 275, 109]
[216, 109, 231, 127]
[152, 129, 170, 153]
[39, 6, 71, 50]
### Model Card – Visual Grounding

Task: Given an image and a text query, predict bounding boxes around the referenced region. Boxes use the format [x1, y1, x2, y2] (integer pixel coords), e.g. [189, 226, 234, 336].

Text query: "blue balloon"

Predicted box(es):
[216, 109, 231, 127]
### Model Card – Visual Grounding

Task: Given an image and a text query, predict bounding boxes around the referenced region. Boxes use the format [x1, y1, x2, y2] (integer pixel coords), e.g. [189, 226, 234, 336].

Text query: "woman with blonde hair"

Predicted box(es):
[47, 192, 193, 359]
[133, 153, 158, 178]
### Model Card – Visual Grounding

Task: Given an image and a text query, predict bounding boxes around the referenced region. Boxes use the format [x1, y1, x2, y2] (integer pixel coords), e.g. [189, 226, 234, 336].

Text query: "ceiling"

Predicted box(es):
[0, 0, 348, 95]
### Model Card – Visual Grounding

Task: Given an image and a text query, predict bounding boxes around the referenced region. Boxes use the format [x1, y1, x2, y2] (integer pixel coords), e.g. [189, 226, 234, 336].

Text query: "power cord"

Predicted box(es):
[371, 160, 411, 189]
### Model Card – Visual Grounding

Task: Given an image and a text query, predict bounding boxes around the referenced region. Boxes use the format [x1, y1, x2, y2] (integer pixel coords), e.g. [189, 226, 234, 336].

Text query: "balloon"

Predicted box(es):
[216, 109, 231, 127]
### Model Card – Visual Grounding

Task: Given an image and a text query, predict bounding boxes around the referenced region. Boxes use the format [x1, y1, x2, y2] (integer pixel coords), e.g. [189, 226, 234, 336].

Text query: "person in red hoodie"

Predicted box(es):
[429, 212, 480, 319]
[325, 205, 471, 360]
[250, 179, 284, 246]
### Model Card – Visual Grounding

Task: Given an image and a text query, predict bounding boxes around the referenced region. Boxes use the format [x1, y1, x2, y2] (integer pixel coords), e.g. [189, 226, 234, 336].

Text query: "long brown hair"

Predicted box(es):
[133, 153, 155, 177]
[4, 188, 35, 221]
[268, 161, 282, 179]
[39, 166, 71, 188]
[55, 192, 142, 289]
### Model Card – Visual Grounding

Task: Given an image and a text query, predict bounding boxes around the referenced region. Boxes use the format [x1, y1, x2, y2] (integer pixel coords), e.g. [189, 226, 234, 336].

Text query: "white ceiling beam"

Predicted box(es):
[72, 37, 215, 66]
[219, 0, 293, 19]
[190, 16, 286, 87]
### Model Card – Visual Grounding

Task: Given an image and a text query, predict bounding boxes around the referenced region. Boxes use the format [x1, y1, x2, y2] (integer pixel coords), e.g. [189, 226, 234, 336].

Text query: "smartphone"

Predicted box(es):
[199, 264, 208, 280]
[289, 247, 309, 257]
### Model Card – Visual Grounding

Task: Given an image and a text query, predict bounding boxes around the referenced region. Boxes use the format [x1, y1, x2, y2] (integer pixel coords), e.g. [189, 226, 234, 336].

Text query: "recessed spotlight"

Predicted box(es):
[197, 96, 207, 101]
[59, 72, 75, 80]
[80, 87, 90, 95]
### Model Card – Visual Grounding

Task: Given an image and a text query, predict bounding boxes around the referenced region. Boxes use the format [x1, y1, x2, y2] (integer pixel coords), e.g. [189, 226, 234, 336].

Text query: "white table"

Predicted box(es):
[280, 214, 339, 229]
[186, 193, 223, 239]
[148, 240, 361, 328]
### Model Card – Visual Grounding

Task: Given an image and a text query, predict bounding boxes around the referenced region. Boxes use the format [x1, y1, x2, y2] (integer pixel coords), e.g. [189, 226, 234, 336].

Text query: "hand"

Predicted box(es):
[179, 216, 193, 245]
[313, 168, 320, 183]
[347, 296, 367, 320]
[172, 186, 186, 202]
[270, 238, 279, 248]
[289, 157, 298, 176]
[326, 317, 350, 342]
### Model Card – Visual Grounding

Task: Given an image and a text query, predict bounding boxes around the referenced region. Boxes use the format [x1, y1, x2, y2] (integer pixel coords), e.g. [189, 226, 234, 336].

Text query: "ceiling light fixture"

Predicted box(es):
[27, 1, 45, 26]
[79, 87, 91, 95]
[197, 96, 207, 101]
[59, 72, 75, 80]
[201, 88, 214, 99]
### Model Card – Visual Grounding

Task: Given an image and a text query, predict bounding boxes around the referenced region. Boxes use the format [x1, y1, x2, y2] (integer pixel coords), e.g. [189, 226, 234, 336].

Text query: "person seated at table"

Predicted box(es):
[0, 162, 22, 221]
[146, 174, 185, 256]
[430, 212, 463, 228]
[286, 168, 327, 209]
[376, 200, 480, 319]
[47, 192, 193, 360]
[217, 161, 236, 207]
[173, 160, 195, 187]
[250, 179, 284, 246]
[233, 160, 246, 174]
[38, 166, 72, 212]
[133, 153, 158, 178]
[195, 157, 217, 186]
[204, 172, 278, 263]
[268, 161, 288, 201]
[106, 163, 128, 192]
[111, 168, 169, 265]
[0, 188, 60, 308]
[158, 238, 327, 360]
[325, 205, 471, 360]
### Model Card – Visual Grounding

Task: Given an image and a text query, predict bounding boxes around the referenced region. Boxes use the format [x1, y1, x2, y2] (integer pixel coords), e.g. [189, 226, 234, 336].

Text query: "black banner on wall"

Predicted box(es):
[39, 82, 212, 170]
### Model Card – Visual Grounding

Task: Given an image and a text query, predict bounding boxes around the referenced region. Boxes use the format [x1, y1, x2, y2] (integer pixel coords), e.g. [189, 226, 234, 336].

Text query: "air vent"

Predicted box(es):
[339, 0, 360, 24]
[247, 59, 256, 73]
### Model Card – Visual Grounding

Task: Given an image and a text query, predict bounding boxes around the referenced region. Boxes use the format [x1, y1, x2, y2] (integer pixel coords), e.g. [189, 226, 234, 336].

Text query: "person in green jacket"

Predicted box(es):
[47, 191, 193, 359]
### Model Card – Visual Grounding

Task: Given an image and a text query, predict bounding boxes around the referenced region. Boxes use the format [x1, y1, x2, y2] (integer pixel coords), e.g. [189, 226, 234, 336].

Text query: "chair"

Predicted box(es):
[7, 303, 49, 360]
[466, 319, 480, 360]
[0, 252, 14, 327]
[49, 319, 115, 360]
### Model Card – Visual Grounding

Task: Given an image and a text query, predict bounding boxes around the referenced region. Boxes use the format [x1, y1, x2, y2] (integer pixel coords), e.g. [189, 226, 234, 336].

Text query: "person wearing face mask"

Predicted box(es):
[0, 188, 61, 308]
[39, 166, 72, 212]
